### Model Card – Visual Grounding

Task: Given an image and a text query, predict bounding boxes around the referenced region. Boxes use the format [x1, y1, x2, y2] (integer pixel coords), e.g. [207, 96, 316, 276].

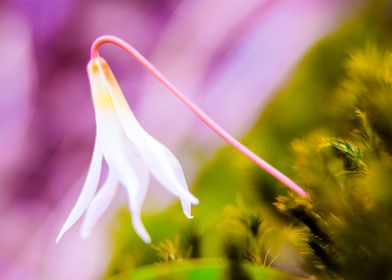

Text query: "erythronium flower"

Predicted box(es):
[56, 57, 199, 244]
[57, 35, 309, 245]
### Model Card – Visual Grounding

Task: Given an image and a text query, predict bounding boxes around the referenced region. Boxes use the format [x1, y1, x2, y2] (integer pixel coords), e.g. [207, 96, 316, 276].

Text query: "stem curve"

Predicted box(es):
[90, 35, 309, 199]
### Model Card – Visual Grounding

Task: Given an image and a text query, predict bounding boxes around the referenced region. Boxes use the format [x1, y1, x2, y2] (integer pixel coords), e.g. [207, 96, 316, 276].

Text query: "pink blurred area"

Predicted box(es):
[0, 0, 357, 279]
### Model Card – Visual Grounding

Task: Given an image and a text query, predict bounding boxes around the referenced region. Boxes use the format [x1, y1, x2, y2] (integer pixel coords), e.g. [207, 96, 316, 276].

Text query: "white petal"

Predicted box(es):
[116, 137, 151, 243]
[126, 184, 151, 243]
[126, 127, 199, 212]
[80, 170, 118, 239]
[140, 137, 199, 205]
[120, 142, 151, 243]
[96, 107, 151, 243]
[164, 146, 194, 218]
[95, 59, 199, 211]
[56, 137, 103, 243]
[115, 149, 151, 243]
[146, 138, 197, 217]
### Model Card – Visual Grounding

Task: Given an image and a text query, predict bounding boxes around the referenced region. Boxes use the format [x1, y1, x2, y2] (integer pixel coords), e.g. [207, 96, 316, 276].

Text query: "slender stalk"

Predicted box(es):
[90, 35, 309, 198]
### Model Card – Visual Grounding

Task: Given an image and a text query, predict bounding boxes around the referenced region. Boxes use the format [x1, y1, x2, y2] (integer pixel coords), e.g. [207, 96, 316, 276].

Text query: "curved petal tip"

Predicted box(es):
[189, 194, 199, 205]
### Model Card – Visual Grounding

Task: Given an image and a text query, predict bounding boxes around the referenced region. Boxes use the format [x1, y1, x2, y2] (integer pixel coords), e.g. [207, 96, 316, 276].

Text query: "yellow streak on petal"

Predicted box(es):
[94, 89, 114, 109]
[87, 59, 115, 110]
[95, 58, 131, 112]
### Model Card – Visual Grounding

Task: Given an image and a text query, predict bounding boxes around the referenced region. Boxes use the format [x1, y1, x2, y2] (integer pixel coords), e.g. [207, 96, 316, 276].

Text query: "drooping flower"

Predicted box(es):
[56, 57, 199, 244]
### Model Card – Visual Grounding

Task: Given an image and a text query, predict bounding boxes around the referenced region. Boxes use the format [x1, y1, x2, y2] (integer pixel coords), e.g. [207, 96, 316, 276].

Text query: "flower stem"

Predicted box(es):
[90, 35, 309, 199]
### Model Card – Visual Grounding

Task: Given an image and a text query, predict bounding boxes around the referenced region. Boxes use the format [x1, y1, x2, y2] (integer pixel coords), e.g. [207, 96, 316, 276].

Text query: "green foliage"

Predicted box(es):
[277, 46, 392, 279]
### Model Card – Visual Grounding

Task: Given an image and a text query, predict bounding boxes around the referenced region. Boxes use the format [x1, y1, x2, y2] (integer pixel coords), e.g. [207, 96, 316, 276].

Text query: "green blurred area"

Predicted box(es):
[112, 259, 288, 280]
[106, 1, 392, 279]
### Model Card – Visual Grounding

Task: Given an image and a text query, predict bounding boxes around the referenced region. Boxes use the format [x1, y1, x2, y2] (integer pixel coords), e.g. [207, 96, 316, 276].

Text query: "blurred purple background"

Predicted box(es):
[0, 0, 356, 279]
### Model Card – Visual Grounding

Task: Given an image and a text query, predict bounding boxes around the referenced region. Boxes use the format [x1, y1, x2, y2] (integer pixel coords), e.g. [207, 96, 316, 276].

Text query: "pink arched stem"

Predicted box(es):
[90, 35, 309, 199]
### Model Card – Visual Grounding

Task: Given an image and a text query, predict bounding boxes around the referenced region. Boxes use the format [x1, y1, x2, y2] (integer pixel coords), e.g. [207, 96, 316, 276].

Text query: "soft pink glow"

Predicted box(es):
[90, 35, 309, 198]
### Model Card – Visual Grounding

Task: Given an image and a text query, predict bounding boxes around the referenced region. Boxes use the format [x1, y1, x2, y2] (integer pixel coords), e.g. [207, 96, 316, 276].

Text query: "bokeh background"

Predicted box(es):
[0, 0, 367, 279]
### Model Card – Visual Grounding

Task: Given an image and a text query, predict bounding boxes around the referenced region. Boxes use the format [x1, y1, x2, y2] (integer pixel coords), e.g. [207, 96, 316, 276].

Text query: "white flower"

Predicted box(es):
[56, 57, 199, 244]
